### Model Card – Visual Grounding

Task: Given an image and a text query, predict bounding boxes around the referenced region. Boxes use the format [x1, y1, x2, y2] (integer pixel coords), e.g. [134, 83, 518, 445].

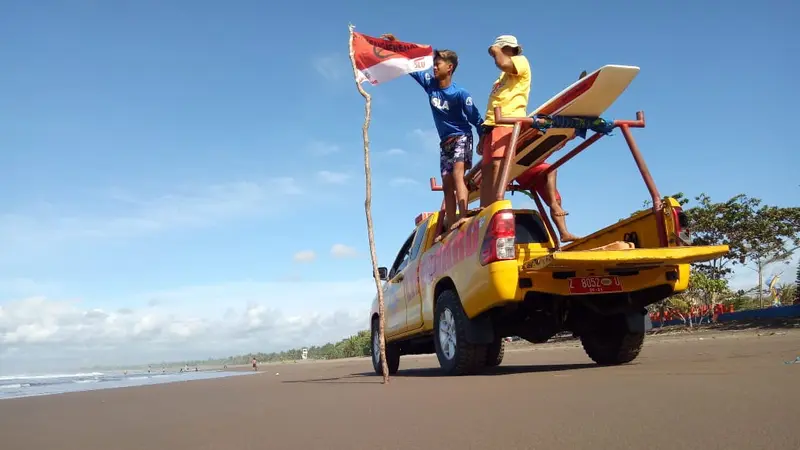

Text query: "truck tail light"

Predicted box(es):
[672, 206, 692, 246]
[480, 209, 516, 265]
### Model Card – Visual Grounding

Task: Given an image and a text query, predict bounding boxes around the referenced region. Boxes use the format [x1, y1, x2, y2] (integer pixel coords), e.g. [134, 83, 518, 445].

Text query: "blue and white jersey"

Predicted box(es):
[410, 70, 483, 142]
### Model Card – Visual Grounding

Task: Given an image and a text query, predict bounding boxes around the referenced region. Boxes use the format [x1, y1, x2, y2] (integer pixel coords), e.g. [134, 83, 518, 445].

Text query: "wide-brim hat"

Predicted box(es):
[492, 35, 522, 54]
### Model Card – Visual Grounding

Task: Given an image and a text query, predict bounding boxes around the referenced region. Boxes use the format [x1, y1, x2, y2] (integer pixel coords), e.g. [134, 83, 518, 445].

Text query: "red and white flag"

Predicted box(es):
[352, 32, 434, 86]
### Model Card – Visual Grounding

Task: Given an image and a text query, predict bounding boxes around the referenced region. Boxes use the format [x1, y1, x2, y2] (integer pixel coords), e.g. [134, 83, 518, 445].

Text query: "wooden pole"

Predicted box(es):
[347, 24, 389, 384]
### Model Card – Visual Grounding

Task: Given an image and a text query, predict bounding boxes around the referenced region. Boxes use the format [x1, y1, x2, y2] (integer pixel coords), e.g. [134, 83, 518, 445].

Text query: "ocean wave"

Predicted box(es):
[0, 372, 104, 381]
[0, 370, 253, 400]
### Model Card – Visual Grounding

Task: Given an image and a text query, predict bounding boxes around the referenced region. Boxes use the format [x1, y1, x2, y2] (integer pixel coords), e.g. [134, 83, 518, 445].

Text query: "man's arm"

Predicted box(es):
[409, 70, 433, 90]
[460, 89, 484, 136]
[488, 46, 529, 76]
[381, 33, 432, 90]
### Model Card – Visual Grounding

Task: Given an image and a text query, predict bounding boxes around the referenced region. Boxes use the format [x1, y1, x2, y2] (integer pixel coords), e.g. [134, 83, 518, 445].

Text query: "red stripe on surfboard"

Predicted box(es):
[352, 32, 433, 70]
[538, 70, 599, 116]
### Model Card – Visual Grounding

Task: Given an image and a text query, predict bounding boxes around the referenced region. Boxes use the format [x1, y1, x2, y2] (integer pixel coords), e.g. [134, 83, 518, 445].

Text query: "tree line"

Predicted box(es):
[183, 330, 373, 366]
[642, 192, 800, 318]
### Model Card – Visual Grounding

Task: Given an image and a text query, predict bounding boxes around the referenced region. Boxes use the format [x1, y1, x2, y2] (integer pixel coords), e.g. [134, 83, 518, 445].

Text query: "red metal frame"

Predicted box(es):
[428, 107, 668, 248]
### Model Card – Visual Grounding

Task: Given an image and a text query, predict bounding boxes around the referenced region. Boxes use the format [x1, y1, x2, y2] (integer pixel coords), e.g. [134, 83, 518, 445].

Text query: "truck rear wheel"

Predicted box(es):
[485, 339, 505, 367]
[433, 290, 487, 375]
[580, 327, 644, 366]
[371, 318, 400, 376]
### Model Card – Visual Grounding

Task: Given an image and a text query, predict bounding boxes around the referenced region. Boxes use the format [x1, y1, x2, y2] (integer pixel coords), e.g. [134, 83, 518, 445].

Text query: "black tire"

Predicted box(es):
[580, 328, 644, 366]
[433, 290, 487, 375]
[485, 339, 505, 367]
[371, 318, 399, 376]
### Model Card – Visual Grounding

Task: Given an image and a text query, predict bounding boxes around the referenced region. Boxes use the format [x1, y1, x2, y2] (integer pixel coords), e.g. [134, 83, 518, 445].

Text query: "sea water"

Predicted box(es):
[0, 369, 256, 400]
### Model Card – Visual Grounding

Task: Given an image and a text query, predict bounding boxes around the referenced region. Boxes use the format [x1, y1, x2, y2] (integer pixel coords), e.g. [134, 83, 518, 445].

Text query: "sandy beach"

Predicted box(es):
[2, 328, 799, 450]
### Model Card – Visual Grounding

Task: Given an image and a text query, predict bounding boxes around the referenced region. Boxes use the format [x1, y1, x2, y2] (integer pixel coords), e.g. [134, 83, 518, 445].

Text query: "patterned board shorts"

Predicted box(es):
[439, 134, 473, 176]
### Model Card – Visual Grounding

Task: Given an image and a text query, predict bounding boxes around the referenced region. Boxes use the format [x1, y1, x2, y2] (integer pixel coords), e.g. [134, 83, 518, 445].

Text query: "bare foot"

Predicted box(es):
[560, 232, 580, 243]
[435, 229, 453, 243]
[449, 217, 469, 231]
[550, 207, 579, 242]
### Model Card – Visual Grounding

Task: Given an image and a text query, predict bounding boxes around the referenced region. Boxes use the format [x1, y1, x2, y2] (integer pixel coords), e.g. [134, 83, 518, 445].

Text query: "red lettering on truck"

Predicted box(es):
[420, 219, 481, 285]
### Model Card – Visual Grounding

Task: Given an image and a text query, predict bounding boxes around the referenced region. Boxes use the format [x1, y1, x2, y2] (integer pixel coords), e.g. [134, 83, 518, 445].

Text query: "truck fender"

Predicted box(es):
[434, 280, 495, 345]
[625, 308, 652, 334]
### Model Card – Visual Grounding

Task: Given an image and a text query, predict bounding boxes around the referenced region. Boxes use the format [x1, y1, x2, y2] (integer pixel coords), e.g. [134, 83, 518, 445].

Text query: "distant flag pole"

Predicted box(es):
[348, 23, 389, 384]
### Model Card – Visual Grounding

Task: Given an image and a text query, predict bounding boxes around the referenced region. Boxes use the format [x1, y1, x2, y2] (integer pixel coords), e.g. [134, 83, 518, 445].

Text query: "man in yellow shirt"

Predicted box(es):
[478, 35, 578, 242]
[478, 35, 530, 208]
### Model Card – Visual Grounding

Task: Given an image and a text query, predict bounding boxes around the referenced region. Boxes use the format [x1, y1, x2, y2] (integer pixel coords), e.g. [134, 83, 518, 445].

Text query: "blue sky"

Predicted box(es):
[0, 1, 797, 373]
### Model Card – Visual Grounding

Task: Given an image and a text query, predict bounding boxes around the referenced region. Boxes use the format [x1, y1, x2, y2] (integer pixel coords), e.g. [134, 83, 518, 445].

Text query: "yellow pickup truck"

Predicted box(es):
[369, 100, 729, 376]
[369, 198, 728, 376]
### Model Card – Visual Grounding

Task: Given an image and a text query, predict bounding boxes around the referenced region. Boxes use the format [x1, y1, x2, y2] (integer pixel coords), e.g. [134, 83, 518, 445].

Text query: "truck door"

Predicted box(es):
[404, 216, 432, 332]
[384, 231, 417, 336]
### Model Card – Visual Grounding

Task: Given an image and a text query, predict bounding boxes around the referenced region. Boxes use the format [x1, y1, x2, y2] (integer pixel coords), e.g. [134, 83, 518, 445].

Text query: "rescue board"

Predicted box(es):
[468, 64, 640, 205]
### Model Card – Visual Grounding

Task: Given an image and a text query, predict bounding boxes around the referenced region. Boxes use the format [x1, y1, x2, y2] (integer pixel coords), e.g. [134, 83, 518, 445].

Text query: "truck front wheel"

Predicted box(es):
[371, 318, 400, 376]
[433, 290, 487, 375]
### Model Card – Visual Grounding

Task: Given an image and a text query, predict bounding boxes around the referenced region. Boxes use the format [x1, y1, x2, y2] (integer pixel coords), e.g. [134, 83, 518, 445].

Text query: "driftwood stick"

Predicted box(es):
[347, 24, 389, 384]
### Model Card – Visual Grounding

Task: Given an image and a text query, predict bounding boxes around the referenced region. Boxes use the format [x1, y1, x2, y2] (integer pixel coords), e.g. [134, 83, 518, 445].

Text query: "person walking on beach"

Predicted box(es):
[252, 358, 258, 371]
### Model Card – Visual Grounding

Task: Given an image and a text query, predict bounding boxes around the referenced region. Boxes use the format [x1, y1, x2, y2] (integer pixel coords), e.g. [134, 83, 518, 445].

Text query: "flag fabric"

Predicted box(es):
[351, 31, 434, 86]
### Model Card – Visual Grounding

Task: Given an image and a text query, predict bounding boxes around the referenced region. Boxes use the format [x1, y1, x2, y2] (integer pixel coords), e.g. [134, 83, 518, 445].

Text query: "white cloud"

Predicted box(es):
[410, 128, 440, 153]
[390, 177, 419, 187]
[0, 278, 380, 374]
[317, 170, 350, 184]
[331, 244, 358, 259]
[312, 54, 347, 81]
[0, 178, 303, 257]
[386, 148, 406, 156]
[308, 140, 341, 156]
[292, 250, 316, 263]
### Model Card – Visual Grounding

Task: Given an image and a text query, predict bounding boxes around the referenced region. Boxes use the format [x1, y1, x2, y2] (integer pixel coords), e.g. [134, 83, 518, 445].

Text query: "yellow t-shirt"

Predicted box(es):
[483, 55, 531, 127]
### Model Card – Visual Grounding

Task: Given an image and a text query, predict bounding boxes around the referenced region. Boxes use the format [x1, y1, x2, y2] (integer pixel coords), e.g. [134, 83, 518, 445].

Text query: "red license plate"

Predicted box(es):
[568, 276, 623, 294]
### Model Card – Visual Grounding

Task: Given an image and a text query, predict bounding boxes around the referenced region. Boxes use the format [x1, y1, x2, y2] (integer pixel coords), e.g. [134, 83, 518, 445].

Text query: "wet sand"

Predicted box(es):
[2, 329, 799, 450]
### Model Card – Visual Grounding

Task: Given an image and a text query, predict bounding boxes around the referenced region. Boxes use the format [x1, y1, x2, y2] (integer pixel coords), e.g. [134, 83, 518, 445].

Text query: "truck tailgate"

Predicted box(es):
[520, 245, 730, 272]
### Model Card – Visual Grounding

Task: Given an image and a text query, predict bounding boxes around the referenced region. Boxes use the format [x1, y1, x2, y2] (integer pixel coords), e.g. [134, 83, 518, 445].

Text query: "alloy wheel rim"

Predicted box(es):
[373, 328, 381, 364]
[438, 309, 457, 360]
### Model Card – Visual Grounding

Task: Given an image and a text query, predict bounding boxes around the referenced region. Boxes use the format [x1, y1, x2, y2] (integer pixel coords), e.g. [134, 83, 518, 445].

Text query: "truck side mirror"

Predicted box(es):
[377, 267, 388, 281]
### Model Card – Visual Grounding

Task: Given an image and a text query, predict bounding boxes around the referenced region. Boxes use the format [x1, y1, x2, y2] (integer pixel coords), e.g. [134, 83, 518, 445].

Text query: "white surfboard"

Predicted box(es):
[467, 64, 640, 205]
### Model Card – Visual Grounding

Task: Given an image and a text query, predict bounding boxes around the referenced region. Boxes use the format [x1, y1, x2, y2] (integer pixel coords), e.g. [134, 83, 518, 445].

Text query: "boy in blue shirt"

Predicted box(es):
[381, 33, 484, 233]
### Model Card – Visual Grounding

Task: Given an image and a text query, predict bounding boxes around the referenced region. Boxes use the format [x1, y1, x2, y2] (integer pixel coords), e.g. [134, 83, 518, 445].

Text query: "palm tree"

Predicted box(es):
[795, 265, 800, 304]
[348, 24, 390, 384]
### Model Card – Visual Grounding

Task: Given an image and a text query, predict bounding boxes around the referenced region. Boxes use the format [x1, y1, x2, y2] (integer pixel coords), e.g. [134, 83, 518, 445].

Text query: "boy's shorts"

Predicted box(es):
[479, 125, 514, 164]
[515, 162, 563, 204]
[440, 134, 473, 177]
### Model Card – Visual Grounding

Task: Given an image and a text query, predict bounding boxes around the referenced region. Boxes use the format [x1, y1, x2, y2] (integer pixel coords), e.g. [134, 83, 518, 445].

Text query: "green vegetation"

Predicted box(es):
[183, 330, 373, 366]
[796, 265, 800, 304]
[645, 192, 800, 319]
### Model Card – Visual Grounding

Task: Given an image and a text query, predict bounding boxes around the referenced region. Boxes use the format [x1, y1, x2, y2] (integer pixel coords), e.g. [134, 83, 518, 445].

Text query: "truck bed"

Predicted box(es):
[561, 203, 674, 251]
